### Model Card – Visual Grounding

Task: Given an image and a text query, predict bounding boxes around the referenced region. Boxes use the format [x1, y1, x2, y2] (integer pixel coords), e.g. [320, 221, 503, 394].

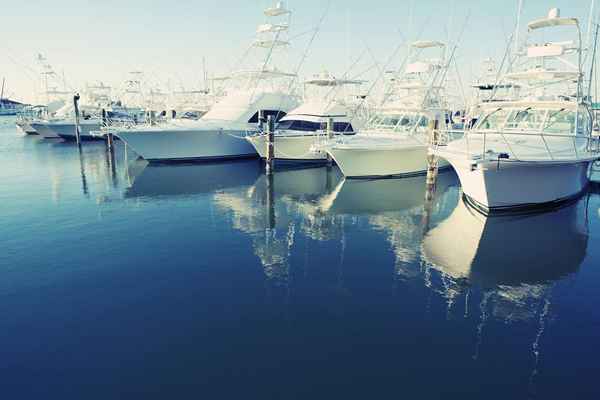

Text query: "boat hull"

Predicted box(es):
[247, 133, 349, 163]
[16, 121, 38, 135]
[50, 122, 103, 141]
[30, 121, 102, 140]
[30, 123, 61, 139]
[448, 157, 594, 213]
[117, 129, 258, 162]
[327, 145, 448, 178]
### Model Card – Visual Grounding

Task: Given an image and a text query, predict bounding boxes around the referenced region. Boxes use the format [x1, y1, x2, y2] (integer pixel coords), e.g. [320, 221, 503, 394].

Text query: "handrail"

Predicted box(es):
[450, 128, 600, 162]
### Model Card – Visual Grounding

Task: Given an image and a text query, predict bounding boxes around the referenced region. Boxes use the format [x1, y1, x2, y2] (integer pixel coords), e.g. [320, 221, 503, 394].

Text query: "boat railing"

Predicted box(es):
[448, 128, 600, 162]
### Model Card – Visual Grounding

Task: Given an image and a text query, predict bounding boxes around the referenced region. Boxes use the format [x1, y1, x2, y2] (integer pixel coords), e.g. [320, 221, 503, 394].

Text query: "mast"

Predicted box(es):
[514, 0, 524, 56]
[202, 56, 207, 92]
[588, 24, 599, 105]
[587, 0, 596, 52]
[1, 77, 5, 101]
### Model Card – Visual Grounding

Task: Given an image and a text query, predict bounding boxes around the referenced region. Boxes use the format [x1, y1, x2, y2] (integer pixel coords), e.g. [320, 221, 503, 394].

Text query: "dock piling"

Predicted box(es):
[326, 117, 334, 166]
[73, 93, 81, 145]
[266, 115, 275, 175]
[425, 116, 441, 202]
[423, 114, 442, 230]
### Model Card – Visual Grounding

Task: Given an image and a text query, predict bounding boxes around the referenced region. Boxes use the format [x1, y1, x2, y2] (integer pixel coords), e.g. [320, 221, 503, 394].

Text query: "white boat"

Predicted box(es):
[320, 40, 456, 178]
[116, 2, 300, 162]
[434, 8, 600, 213]
[246, 71, 368, 163]
[30, 98, 106, 140]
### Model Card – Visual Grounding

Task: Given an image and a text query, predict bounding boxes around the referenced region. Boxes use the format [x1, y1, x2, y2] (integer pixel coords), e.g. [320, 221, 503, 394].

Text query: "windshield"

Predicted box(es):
[369, 112, 429, 132]
[475, 107, 585, 135]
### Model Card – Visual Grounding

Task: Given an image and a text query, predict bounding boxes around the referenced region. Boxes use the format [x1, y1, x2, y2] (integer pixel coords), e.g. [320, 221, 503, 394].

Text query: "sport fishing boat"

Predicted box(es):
[30, 100, 104, 140]
[319, 40, 455, 178]
[434, 8, 600, 213]
[246, 71, 368, 163]
[116, 2, 300, 162]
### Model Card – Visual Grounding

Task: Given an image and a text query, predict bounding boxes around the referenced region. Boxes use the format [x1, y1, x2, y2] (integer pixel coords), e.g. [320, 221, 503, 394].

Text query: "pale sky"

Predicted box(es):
[0, 0, 596, 103]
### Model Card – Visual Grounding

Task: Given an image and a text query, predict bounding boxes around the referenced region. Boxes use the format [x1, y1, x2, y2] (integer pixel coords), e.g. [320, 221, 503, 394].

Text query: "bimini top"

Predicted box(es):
[528, 8, 578, 30]
[411, 40, 445, 49]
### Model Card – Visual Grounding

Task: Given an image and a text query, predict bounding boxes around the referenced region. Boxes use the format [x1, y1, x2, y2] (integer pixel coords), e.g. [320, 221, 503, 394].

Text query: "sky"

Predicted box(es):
[0, 0, 596, 103]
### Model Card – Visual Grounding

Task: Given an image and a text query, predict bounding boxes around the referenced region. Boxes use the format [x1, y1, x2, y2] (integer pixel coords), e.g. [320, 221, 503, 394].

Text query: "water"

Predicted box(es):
[1, 116, 599, 399]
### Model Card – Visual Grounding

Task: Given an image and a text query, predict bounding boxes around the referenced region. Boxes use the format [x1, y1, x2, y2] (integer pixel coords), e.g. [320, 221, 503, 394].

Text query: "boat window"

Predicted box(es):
[505, 108, 546, 130]
[276, 120, 322, 131]
[248, 110, 287, 123]
[334, 122, 354, 132]
[544, 109, 574, 134]
[476, 109, 508, 130]
[576, 110, 591, 135]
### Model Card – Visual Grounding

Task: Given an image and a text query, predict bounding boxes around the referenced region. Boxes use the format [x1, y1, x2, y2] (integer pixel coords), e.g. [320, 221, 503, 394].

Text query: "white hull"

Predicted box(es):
[446, 156, 593, 212]
[327, 144, 448, 178]
[246, 133, 334, 162]
[49, 121, 102, 140]
[30, 122, 61, 139]
[30, 121, 101, 140]
[16, 121, 38, 135]
[117, 129, 258, 162]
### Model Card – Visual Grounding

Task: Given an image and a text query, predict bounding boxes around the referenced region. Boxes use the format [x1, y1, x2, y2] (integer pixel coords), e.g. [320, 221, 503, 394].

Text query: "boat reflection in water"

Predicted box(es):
[422, 195, 590, 379]
[125, 159, 262, 199]
[423, 199, 587, 288]
[212, 166, 345, 285]
[122, 158, 594, 388]
[213, 166, 459, 286]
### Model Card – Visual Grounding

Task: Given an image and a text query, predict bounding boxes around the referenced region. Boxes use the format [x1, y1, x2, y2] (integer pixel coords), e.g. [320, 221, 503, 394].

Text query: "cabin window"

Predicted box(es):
[276, 120, 321, 131]
[505, 109, 546, 130]
[333, 122, 354, 132]
[476, 109, 508, 130]
[544, 109, 574, 134]
[576, 110, 591, 135]
[248, 110, 287, 123]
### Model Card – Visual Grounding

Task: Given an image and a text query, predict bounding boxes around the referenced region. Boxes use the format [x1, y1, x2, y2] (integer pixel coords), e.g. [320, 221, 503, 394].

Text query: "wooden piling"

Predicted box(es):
[425, 116, 441, 203]
[326, 117, 334, 166]
[266, 115, 275, 175]
[106, 131, 114, 152]
[258, 109, 266, 132]
[73, 93, 81, 144]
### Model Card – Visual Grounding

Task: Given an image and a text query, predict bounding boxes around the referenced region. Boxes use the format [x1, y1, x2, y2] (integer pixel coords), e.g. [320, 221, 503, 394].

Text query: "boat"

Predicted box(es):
[0, 78, 26, 116]
[116, 2, 300, 162]
[319, 40, 456, 178]
[434, 8, 600, 213]
[245, 71, 368, 164]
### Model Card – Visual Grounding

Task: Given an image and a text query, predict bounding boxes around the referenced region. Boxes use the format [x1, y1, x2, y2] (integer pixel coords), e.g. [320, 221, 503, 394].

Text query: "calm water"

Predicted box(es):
[1, 116, 599, 399]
